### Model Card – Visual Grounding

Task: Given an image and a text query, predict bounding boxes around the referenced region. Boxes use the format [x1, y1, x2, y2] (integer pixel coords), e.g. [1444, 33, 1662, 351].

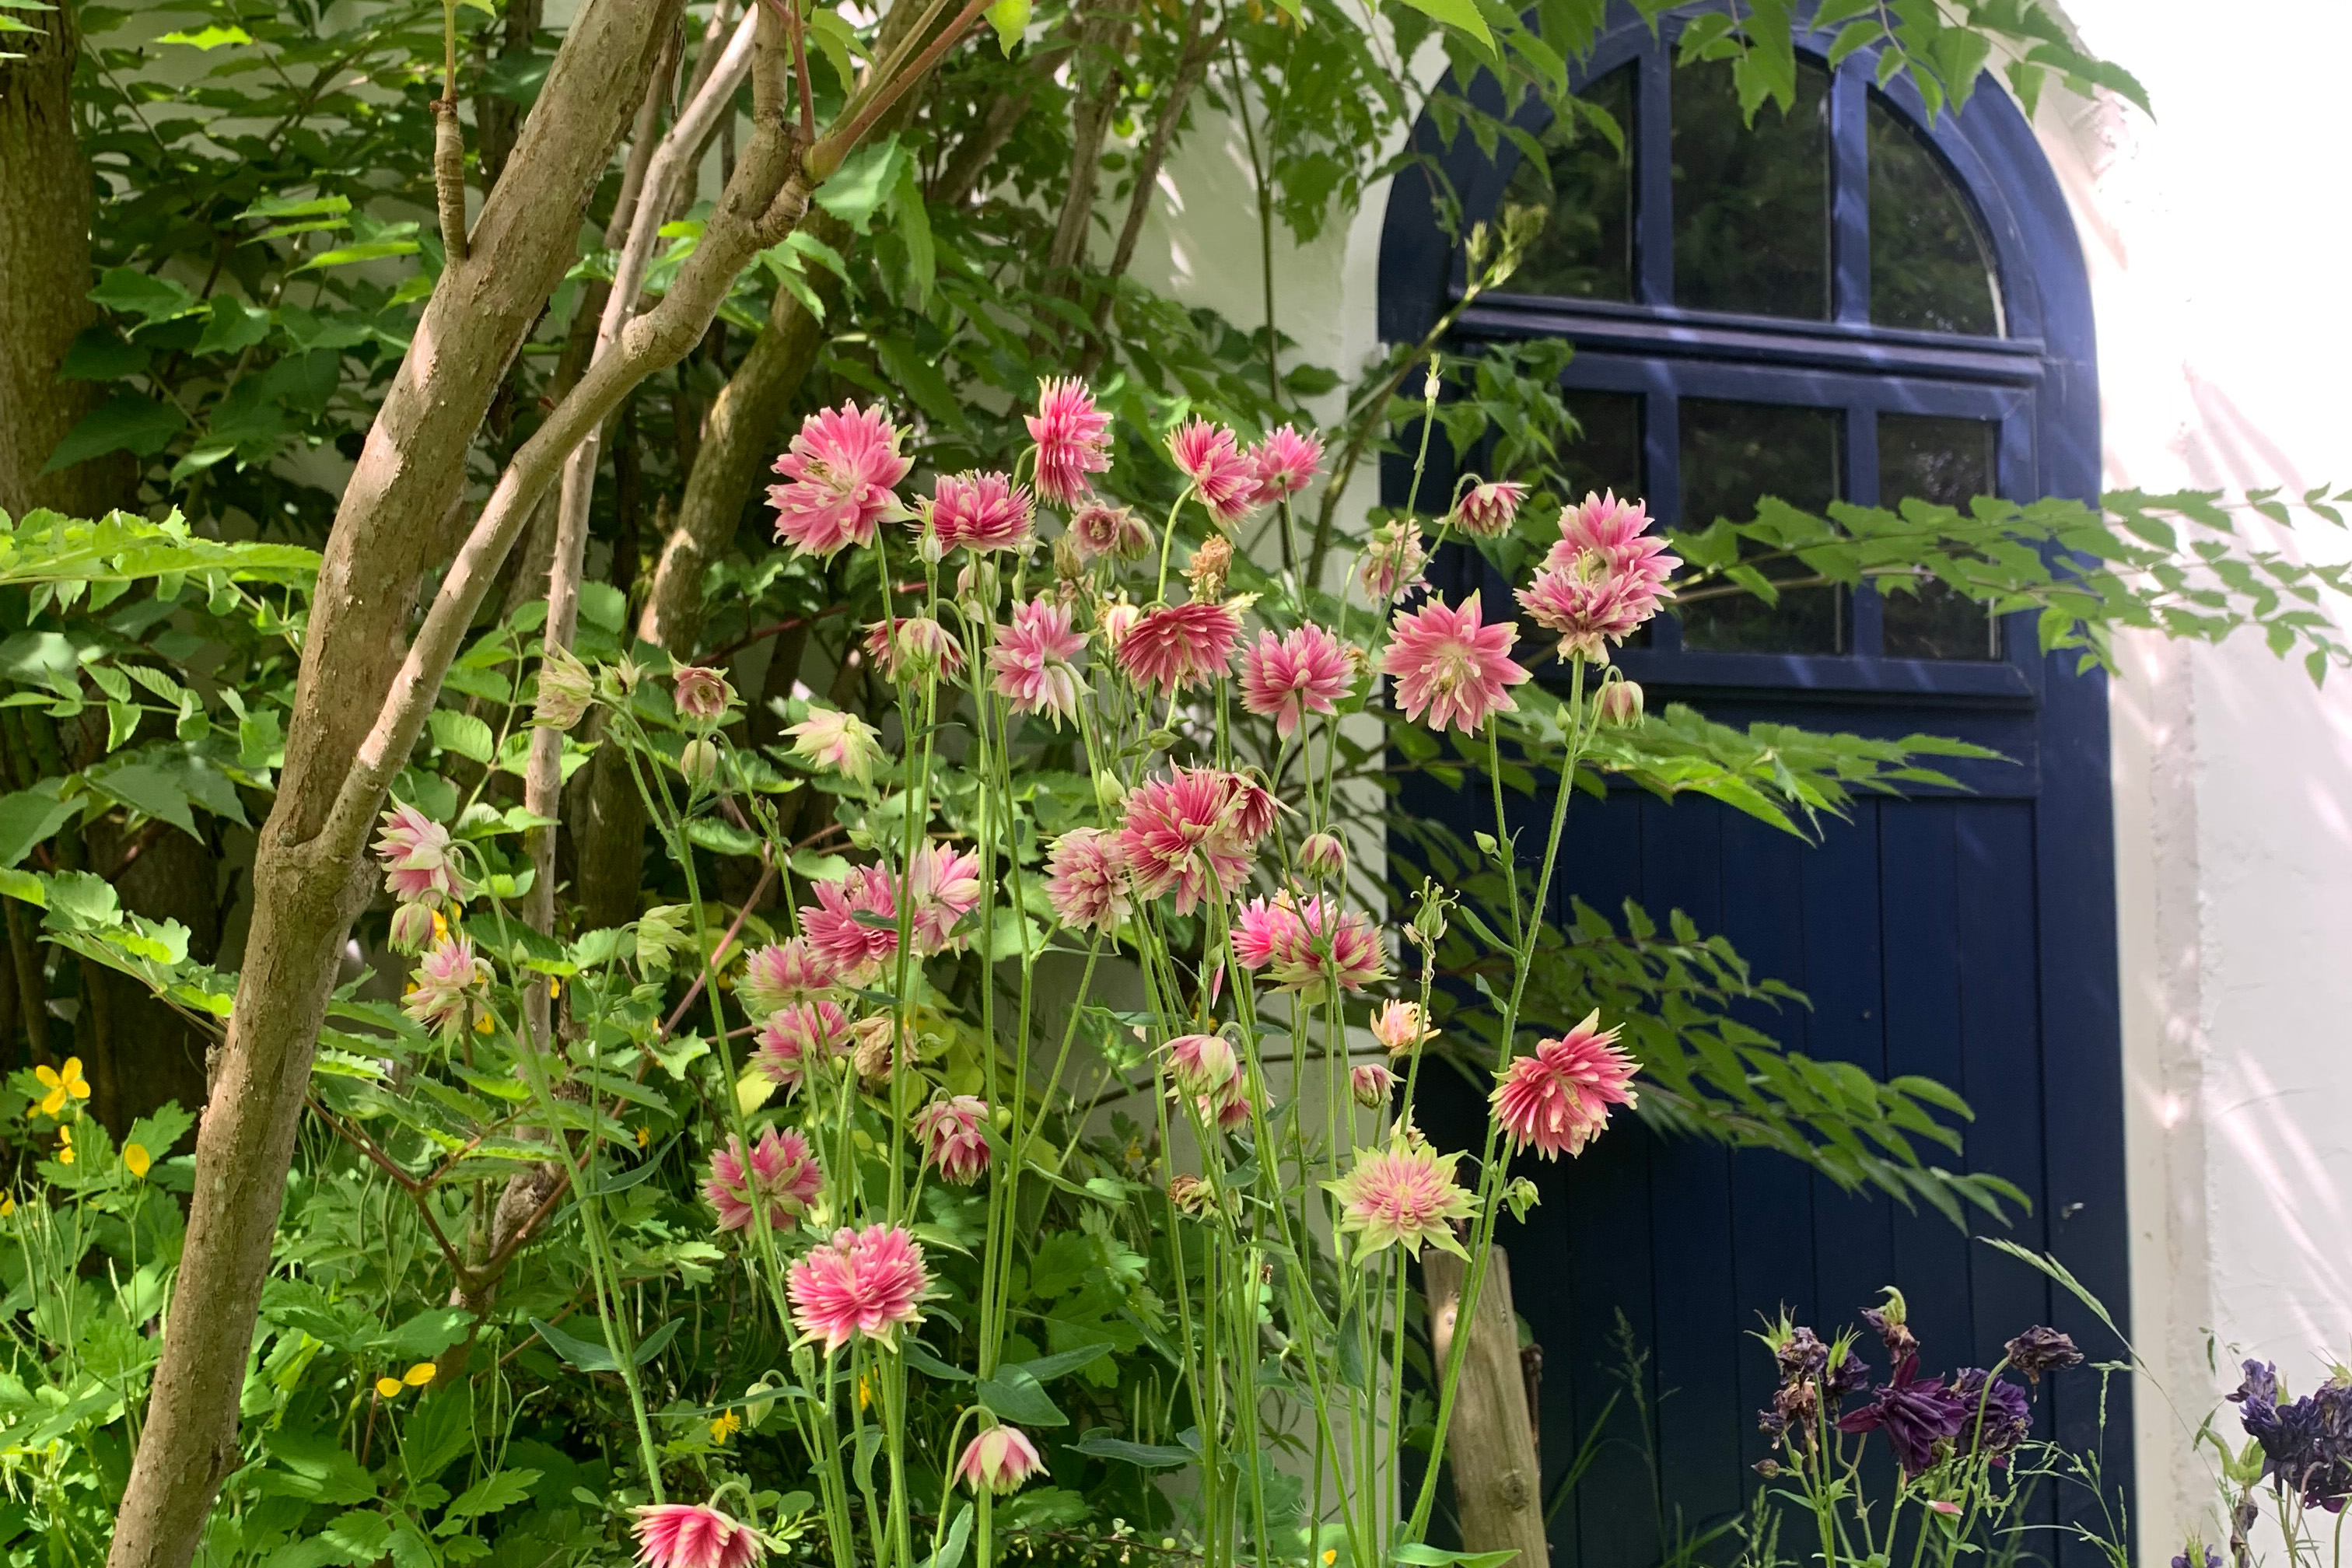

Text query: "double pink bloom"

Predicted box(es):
[989, 597, 1087, 725]
[1239, 624, 1352, 740]
[1517, 491, 1681, 661]
[768, 403, 911, 558]
[705, 1126, 824, 1234]
[800, 843, 983, 982]
[1118, 767, 1278, 915]
[633, 1503, 765, 1568]
[1044, 827, 1129, 933]
[1115, 600, 1242, 695]
[1383, 592, 1529, 733]
[787, 1223, 930, 1353]
[1231, 891, 1385, 996]
[1490, 1013, 1640, 1160]
[1028, 378, 1113, 506]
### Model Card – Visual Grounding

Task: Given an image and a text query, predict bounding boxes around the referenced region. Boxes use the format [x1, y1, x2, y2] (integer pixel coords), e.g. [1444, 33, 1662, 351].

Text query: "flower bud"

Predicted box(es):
[1165, 1033, 1237, 1096]
[1298, 831, 1346, 880]
[680, 737, 720, 786]
[1369, 999, 1434, 1056]
[917, 520, 947, 565]
[1185, 535, 1233, 602]
[1597, 679, 1644, 727]
[388, 900, 438, 954]
[673, 663, 733, 725]
[850, 1014, 897, 1082]
[955, 1426, 1047, 1495]
[1350, 1062, 1397, 1108]
[534, 645, 596, 730]
[1093, 771, 1128, 813]
[1167, 1174, 1214, 1217]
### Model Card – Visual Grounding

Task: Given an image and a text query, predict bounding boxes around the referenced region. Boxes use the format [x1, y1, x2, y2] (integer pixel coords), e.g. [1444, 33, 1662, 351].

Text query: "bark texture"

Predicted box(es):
[1422, 1248, 1550, 1568]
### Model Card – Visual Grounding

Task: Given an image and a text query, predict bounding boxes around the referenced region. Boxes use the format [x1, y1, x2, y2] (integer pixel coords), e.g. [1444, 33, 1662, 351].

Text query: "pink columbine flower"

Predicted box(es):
[989, 597, 1088, 726]
[803, 863, 900, 982]
[787, 1223, 930, 1353]
[1248, 424, 1325, 504]
[632, 1502, 766, 1568]
[375, 800, 464, 908]
[1370, 999, 1435, 1056]
[1027, 378, 1113, 506]
[673, 664, 733, 723]
[1097, 600, 1141, 649]
[1115, 600, 1241, 695]
[1383, 592, 1530, 733]
[1239, 624, 1353, 739]
[388, 901, 437, 954]
[1351, 1062, 1398, 1108]
[1454, 480, 1528, 539]
[753, 1000, 850, 1089]
[705, 1125, 824, 1234]
[1118, 767, 1267, 915]
[864, 614, 968, 684]
[921, 471, 1035, 555]
[1517, 566, 1653, 663]
[1165, 1033, 1239, 1096]
[957, 1426, 1048, 1494]
[1359, 516, 1428, 600]
[1167, 417, 1262, 526]
[1297, 831, 1346, 879]
[1044, 828, 1129, 933]
[1324, 1134, 1475, 1259]
[913, 1094, 992, 1185]
[786, 705, 884, 782]
[1490, 1010, 1640, 1160]
[905, 842, 983, 954]
[740, 937, 839, 1015]
[1231, 891, 1385, 996]
[1068, 502, 1152, 562]
[402, 932, 488, 1036]
[768, 402, 912, 558]
[1548, 490, 1676, 585]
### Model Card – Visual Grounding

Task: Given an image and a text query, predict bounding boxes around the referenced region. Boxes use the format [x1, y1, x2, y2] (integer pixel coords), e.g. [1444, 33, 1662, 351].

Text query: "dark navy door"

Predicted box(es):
[1381, 9, 2128, 1566]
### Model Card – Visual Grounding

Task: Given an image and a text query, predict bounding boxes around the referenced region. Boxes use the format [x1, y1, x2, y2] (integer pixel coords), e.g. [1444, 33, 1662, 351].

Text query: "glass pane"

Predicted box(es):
[1558, 387, 1643, 502]
[1678, 398, 1843, 653]
[1672, 58, 1829, 319]
[1498, 67, 1633, 302]
[1868, 96, 2001, 335]
[1878, 414, 2001, 659]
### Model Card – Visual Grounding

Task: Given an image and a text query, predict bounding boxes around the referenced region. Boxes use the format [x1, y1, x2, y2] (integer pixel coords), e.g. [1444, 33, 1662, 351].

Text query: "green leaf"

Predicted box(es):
[88, 268, 203, 324]
[194, 297, 272, 357]
[1394, 1546, 1520, 1568]
[983, 0, 1028, 52]
[1009, 1342, 1111, 1383]
[380, 1306, 474, 1359]
[975, 1367, 1066, 1426]
[916, 1503, 973, 1568]
[1385, 0, 1493, 52]
[41, 394, 186, 472]
[155, 23, 251, 47]
[436, 1469, 543, 1532]
[0, 780, 76, 868]
[529, 1314, 680, 1373]
[258, 1430, 377, 1504]
[430, 709, 496, 765]
[88, 762, 197, 837]
[1069, 1431, 1193, 1468]
[814, 137, 905, 233]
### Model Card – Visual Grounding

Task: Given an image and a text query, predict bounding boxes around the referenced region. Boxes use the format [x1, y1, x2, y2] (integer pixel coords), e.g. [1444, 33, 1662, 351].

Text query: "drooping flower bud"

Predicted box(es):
[1369, 999, 1435, 1057]
[1167, 1174, 1215, 1217]
[1165, 1033, 1238, 1096]
[1597, 678, 1644, 727]
[680, 737, 720, 786]
[955, 1425, 1047, 1495]
[673, 663, 733, 725]
[1185, 535, 1234, 602]
[1351, 1062, 1398, 1108]
[534, 644, 596, 730]
[1298, 831, 1346, 880]
[849, 1014, 897, 1082]
[388, 900, 438, 955]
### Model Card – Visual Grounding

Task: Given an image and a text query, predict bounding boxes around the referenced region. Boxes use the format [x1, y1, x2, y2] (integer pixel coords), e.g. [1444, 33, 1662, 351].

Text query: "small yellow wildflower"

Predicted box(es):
[549, 977, 562, 1000]
[56, 1125, 73, 1166]
[1323, 1552, 1339, 1566]
[34, 1057, 89, 1118]
[431, 909, 450, 942]
[635, 1125, 651, 1150]
[856, 1369, 876, 1412]
[0, 1193, 15, 1217]
[403, 1361, 438, 1387]
[123, 1143, 152, 1179]
[710, 1409, 741, 1443]
[376, 1376, 404, 1398]
[473, 1010, 494, 1035]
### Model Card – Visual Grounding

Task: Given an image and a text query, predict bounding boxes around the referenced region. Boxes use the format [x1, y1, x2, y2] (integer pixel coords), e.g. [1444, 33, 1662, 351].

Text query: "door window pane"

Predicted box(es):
[1878, 414, 2001, 659]
[1678, 398, 1843, 653]
[1868, 96, 2002, 336]
[1498, 67, 1634, 302]
[1672, 58, 1830, 319]
[1558, 387, 1643, 502]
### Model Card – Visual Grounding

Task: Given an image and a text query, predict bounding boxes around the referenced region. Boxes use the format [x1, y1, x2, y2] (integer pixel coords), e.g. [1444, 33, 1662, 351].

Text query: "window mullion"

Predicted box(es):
[1829, 62, 1872, 325]
[1847, 406, 1883, 658]
[1633, 40, 1675, 307]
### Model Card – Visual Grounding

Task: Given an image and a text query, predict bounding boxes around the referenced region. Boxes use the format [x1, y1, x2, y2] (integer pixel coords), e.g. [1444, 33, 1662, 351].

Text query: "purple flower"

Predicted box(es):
[2172, 1545, 2221, 1568]
[1776, 1326, 1829, 1384]
[1953, 1368, 2032, 1462]
[1836, 1355, 1971, 1477]
[1825, 1346, 1871, 1399]
[2004, 1325, 2084, 1384]
[2232, 1361, 2352, 1514]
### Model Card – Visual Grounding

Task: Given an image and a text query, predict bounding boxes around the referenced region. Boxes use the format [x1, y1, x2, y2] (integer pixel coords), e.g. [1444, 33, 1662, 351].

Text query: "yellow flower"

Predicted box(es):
[473, 1011, 494, 1035]
[709, 1409, 741, 1443]
[1323, 1553, 1339, 1566]
[0, 1193, 15, 1217]
[856, 1370, 877, 1412]
[376, 1377, 404, 1398]
[635, 1125, 650, 1150]
[34, 1058, 89, 1118]
[123, 1143, 152, 1179]
[431, 909, 450, 942]
[549, 978, 562, 1000]
[403, 1361, 438, 1387]
[56, 1125, 73, 1166]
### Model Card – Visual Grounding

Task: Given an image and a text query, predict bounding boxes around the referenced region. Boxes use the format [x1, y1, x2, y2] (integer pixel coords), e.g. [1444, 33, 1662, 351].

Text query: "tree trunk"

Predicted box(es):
[0, 0, 134, 518]
[1422, 1248, 1549, 1568]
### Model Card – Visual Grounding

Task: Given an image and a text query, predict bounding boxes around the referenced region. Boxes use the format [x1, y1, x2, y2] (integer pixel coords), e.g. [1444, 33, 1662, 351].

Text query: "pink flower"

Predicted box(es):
[1369, 999, 1434, 1056]
[1548, 490, 1676, 586]
[1297, 831, 1346, 879]
[1351, 1062, 1398, 1108]
[1324, 1135, 1475, 1258]
[402, 932, 488, 1036]
[1231, 891, 1385, 996]
[1222, 772, 1282, 842]
[632, 1502, 765, 1568]
[1045, 828, 1129, 933]
[1454, 480, 1528, 539]
[1115, 600, 1241, 695]
[864, 614, 967, 684]
[1118, 767, 1266, 915]
[1027, 378, 1113, 506]
[1239, 624, 1353, 739]
[989, 597, 1088, 725]
[786, 706, 884, 782]
[802, 863, 899, 981]
[1165, 1033, 1239, 1095]
[921, 471, 1035, 555]
[768, 402, 912, 558]
[1490, 1011, 1640, 1160]
[1248, 424, 1325, 504]
[673, 664, 733, 723]
[754, 1000, 850, 1089]
[913, 1094, 991, 1185]
[957, 1426, 1048, 1494]
[1097, 600, 1141, 649]
[1359, 516, 1427, 600]
[905, 841, 983, 954]
[788, 1223, 931, 1353]
[388, 901, 436, 954]
[1382, 592, 1529, 733]
[740, 938, 839, 1013]
[375, 800, 463, 907]
[1517, 567, 1654, 663]
[1068, 502, 1151, 562]
[705, 1126, 824, 1234]
[1167, 417, 1262, 526]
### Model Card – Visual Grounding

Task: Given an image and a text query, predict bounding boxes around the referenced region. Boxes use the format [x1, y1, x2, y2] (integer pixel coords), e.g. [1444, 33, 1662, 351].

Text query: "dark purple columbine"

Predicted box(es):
[2230, 1360, 2352, 1514]
[1836, 1354, 1971, 1477]
[1825, 1346, 1871, 1399]
[2171, 1545, 2221, 1568]
[1862, 1293, 1919, 1362]
[2004, 1325, 2084, 1384]
[1777, 1326, 1830, 1384]
[1953, 1368, 2032, 1462]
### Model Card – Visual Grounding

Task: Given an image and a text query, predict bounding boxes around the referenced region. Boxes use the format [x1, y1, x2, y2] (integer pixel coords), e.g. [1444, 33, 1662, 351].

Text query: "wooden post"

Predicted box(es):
[1423, 1248, 1549, 1568]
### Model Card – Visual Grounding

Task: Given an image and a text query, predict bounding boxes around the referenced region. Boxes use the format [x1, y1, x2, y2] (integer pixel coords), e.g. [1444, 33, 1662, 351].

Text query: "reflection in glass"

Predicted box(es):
[1672, 58, 1829, 319]
[1497, 67, 1634, 302]
[1868, 96, 2001, 335]
[1878, 414, 2001, 659]
[1558, 387, 1643, 502]
[1678, 398, 1843, 653]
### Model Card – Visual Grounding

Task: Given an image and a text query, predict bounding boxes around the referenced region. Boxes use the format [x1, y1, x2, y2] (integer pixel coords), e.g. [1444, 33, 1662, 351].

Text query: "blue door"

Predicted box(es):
[1380, 11, 2128, 1565]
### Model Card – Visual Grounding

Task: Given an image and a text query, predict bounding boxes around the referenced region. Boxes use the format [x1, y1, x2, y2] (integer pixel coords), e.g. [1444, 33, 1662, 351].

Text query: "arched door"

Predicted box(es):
[1380, 11, 2127, 1566]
